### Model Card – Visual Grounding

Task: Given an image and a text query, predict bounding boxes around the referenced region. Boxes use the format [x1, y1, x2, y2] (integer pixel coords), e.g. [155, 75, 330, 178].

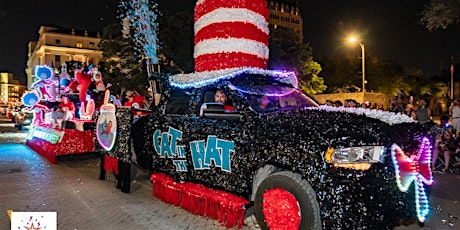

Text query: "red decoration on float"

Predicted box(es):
[104, 155, 119, 174]
[262, 188, 301, 230]
[193, 0, 269, 72]
[195, 53, 268, 72]
[194, 0, 268, 21]
[194, 22, 268, 45]
[150, 172, 249, 229]
[26, 129, 95, 164]
[75, 70, 93, 104]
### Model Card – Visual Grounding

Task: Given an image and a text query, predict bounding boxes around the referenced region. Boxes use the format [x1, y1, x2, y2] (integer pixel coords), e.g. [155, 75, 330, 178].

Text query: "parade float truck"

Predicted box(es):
[124, 70, 432, 230]
[24, 64, 97, 164]
[100, 0, 434, 229]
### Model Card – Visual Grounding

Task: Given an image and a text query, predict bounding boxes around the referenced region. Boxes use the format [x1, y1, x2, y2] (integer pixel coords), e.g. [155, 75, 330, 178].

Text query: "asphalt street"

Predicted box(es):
[0, 116, 459, 230]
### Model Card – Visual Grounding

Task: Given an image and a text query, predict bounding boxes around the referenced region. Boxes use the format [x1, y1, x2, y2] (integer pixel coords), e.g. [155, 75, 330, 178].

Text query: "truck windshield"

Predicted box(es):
[234, 85, 319, 112]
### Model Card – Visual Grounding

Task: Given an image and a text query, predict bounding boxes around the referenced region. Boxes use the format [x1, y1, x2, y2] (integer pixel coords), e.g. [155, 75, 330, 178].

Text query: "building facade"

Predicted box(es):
[268, 0, 303, 41]
[26, 26, 103, 88]
[0, 72, 27, 104]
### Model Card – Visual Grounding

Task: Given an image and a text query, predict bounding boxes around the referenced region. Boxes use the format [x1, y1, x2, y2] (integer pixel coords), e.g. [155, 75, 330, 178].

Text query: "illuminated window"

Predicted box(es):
[89, 42, 95, 49]
[76, 42, 83, 48]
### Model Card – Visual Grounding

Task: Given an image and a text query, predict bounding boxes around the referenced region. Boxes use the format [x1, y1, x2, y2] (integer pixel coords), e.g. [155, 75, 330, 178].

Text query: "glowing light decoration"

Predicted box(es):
[79, 99, 95, 120]
[171, 68, 298, 89]
[31, 65, 55, 100]
[25, 125, 65, 144]
[119, 0, 159, 63]
[97, 90, 117, 151]
[21, 91, 49, 125]
[21, 91, 40, 107]
[390, 137, 433, 222]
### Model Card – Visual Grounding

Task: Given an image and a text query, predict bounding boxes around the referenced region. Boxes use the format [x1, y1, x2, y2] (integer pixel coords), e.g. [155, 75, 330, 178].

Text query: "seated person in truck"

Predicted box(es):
[214, 89, 234, 111]
[254, 95, 273, 111]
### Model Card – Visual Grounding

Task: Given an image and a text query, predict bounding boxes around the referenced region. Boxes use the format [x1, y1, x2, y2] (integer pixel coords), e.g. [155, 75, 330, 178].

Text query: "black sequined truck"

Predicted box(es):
[130, 70, 432, 229]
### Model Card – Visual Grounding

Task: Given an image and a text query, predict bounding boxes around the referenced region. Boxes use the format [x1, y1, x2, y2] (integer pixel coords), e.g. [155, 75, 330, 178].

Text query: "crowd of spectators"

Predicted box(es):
[324, 96, 460, 173]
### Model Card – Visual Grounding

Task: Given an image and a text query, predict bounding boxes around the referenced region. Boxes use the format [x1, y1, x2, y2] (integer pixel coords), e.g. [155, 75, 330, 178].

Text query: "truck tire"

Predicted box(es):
[254, 171, 321, 230]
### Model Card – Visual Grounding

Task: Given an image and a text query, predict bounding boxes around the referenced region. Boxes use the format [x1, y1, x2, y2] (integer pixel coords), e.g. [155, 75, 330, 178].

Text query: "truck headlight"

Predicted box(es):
[324, 146, 384, 170]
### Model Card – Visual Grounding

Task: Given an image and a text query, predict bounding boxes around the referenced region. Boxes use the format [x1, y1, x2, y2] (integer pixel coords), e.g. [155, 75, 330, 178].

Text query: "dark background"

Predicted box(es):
[0, 0, 459, 85]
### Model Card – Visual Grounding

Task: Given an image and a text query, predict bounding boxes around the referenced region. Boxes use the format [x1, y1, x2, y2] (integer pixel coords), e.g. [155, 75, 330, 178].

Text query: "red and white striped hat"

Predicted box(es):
[171, 0, 275, 87]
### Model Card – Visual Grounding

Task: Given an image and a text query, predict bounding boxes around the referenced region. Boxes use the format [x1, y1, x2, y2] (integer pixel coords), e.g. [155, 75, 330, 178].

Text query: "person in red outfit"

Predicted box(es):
[124, 91, 144, 108]
[59, 94, 75, 119]
[52, 94, 75, 128]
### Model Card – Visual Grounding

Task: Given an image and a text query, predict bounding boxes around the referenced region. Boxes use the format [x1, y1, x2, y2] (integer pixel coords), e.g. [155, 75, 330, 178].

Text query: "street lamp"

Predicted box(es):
[348, 37, 366, 93]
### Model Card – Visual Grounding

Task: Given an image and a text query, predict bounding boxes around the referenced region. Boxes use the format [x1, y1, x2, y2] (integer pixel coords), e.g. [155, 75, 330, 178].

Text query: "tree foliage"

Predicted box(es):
[420, 0, 460, 31]
[98, 10, 191, 95]
[268, 28, 326, 95]
[99, 23, 149, 95]
[157, 12, 194, 73]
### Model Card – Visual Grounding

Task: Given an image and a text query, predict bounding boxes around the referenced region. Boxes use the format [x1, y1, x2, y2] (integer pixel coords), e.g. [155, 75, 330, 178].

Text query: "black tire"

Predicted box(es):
[254, 171, 321, 230]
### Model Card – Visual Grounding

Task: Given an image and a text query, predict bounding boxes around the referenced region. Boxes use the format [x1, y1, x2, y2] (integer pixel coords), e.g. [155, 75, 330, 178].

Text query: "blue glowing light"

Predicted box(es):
[170, 67, 298, 89]
[34, 65, 54, 80]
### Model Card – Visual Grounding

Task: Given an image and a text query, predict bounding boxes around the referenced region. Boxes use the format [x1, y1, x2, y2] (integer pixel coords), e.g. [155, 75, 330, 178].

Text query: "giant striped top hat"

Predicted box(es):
[171, 0, 296, 88]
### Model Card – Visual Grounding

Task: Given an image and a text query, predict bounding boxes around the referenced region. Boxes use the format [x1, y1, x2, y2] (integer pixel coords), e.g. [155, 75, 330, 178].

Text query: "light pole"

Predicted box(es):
[349, 37, 366, 93]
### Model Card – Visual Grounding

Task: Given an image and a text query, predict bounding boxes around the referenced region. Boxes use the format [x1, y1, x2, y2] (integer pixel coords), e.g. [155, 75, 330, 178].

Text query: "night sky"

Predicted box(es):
[1, 0, 459, 85]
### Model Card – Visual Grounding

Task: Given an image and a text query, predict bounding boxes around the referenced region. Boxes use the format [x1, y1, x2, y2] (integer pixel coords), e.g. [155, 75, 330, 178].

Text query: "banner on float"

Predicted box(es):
[25, 126, 65, 144]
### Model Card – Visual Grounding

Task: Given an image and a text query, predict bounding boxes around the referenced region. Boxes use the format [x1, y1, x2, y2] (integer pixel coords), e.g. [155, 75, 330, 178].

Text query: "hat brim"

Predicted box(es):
[170, 67, 298, 89]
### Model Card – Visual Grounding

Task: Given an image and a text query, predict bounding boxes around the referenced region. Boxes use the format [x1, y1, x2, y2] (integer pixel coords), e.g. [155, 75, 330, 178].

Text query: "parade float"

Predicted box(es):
[24, 64, 97, 164]
[95, 0, 435, 229]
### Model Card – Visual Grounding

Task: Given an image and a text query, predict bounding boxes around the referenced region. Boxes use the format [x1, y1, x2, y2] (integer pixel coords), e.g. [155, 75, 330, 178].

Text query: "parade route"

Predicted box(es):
[0, 117, 459, 229]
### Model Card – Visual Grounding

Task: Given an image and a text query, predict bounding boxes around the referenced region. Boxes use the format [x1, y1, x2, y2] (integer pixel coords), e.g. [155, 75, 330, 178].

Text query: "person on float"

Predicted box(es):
[52, 94, 75, 129]
[123, 90, 144, 108]
[88, 67, 111, 108]
[59, 94, 75, 121]
[254, 95, 273, 111]
[214, 89, 234, 111]
[74, 65, 93, 104]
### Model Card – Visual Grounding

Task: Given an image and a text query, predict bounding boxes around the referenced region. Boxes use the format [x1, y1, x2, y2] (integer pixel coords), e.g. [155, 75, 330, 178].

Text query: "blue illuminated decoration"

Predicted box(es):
[34, 65, 54, 80]
[153, 126, 234, 172]
[229, 84, 297, 97]
[21, 91, 40, 107]
[119, 0, 159, 64]
[391, 137, 433, 223]
[170, 67, 298, 89]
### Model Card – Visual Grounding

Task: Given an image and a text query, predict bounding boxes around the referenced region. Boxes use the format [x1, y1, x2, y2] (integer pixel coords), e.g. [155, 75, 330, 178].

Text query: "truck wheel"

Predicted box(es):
[254, 171, 321, 230]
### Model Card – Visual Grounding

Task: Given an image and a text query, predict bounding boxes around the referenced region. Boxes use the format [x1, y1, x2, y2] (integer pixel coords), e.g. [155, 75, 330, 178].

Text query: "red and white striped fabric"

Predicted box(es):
[170, 0, 293, 88]
[193, 0, 269, 72]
